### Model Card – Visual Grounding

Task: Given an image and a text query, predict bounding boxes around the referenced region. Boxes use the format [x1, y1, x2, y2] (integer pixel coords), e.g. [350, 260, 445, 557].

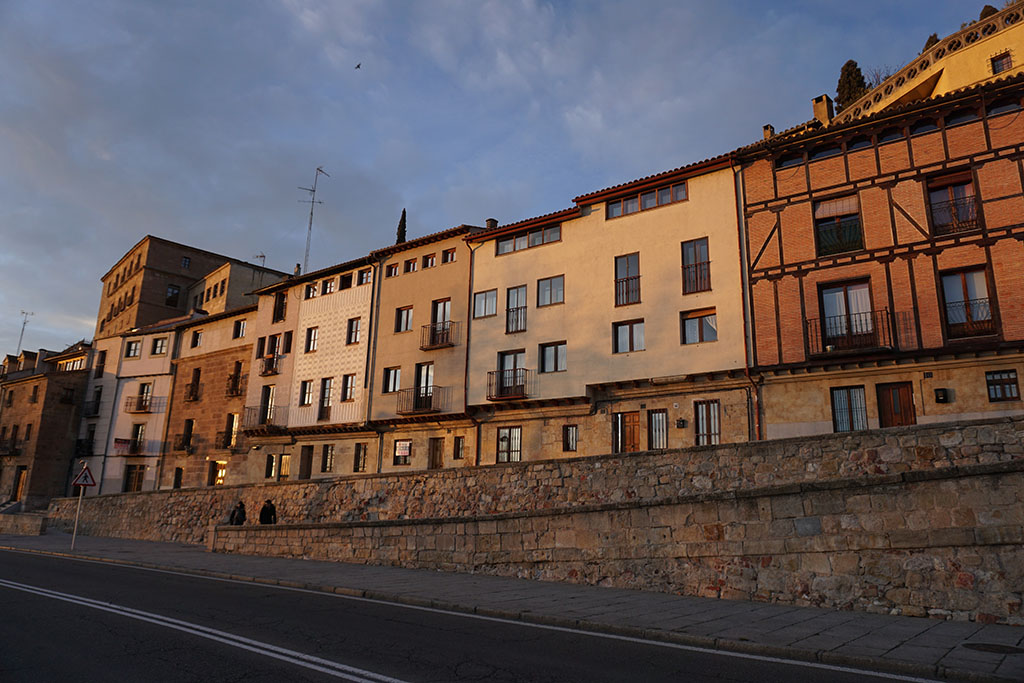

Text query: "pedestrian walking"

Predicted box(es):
[229, 501, 246, 525]
[259, 499, 277, 525]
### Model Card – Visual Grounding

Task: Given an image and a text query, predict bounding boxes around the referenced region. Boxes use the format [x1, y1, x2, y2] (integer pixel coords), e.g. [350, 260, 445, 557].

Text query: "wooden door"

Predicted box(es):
[298, 445, 313, 480]
[614, 411, 640, 453]
[13, 467, 27, 501]
[428, 438, 444, 470]
[877, 382, 916, 427]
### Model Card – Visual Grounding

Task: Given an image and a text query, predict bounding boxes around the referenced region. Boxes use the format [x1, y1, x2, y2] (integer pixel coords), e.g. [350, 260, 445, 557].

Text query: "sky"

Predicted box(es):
[0, 0, 985, 354]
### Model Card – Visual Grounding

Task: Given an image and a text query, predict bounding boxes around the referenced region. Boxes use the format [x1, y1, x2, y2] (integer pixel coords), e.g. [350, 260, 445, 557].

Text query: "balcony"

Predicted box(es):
[124, 395, 153, 413]
[420, 321, 460, 350]
[74, 438, 93, 457]
[214, 431, 243, 450]
[225, 373, 244, 397]
[242, 405, 288, 430]
[184, 382, 202, 402]
[615, 275, 641, 306]
[83, 400, 101, 417]
[682, 261, 711, 294]
[806, 309, 895, 355]
[258, 355, 280, 377]
[317, 404, 332, 422]
[930, 197, 981, 235]
[396, 386, 444, 414]
[945, 299, 996, 339]
[816, 217, 864, 257]
[505, 307, 527, 334]
[172, 434, 195, 453]
[0, 439, 18, 457]
[128, 439, 144, 455]
[487, 369, 533, 401]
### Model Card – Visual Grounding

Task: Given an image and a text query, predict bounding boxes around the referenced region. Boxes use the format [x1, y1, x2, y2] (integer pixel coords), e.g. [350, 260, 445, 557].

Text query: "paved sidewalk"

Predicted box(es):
[1, 532, 1021, 682]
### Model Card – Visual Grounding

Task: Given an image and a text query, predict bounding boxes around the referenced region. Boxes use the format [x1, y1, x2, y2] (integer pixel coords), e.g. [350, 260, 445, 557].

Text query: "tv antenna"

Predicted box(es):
[298, 166, 329, 274]
[16, 310, 34, 355]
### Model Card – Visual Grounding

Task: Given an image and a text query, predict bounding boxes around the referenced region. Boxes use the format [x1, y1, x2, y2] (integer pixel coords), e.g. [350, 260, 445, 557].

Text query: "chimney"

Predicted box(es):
[485, 218, 498, 229]
[293, 263, 301, 276]
[813, 94, 834, 125]
[762, 124, 775, 140]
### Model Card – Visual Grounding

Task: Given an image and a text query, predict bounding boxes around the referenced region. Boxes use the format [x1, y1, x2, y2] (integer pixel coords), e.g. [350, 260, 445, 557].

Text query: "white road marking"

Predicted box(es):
[0, 549, 941, 682]
[0, 577, 408, 683]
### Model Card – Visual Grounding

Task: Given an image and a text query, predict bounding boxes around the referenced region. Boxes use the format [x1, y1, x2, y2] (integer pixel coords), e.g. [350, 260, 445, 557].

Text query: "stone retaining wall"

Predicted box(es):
[0, 513, 47, 536]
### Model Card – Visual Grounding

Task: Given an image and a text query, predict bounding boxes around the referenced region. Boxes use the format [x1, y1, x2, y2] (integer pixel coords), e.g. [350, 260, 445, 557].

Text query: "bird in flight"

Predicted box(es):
[355, 63, 361, 69]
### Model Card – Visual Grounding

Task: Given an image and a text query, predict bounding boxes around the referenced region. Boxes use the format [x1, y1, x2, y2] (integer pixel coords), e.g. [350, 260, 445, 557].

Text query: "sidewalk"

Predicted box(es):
[1, 532, 1021, 682]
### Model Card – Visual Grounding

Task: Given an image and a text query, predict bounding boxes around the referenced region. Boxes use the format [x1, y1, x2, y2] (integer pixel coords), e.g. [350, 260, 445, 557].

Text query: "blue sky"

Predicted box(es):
[0, 0, 983, 353]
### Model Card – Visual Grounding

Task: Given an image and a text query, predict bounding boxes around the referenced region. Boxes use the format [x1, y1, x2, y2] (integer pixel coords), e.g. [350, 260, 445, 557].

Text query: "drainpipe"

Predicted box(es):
[464, 232, 488, 462]
[733, 159, 763, 441]
[363, 259, 385, 472]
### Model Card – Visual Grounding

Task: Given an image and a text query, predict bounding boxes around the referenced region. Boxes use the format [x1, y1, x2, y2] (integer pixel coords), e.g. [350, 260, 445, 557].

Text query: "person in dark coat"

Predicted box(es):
[259, 499, 277, 525]
[229, 501, 246, 525]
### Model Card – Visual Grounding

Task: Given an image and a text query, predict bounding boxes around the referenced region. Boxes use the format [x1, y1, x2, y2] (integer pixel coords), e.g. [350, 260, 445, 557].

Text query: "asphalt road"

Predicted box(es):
[0, 550, 936, 683]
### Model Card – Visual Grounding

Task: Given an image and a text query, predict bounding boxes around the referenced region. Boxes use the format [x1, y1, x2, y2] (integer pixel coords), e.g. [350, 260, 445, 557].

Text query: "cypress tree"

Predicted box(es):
[922, 33, 939, 53]
[396, 208, 407, 244]
[836, 60, 868, 112]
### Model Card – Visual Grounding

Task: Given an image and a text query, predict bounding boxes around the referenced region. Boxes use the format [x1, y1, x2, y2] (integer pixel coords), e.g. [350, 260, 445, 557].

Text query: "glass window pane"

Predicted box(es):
[551, 276, 563, 303]
[616, 325, 629, 352]
[640, 191, 657, 210]
[941, 274, 965, 305]
[964, 271, 988, 301]
[657, 188, 671, 205]
[673, 183, 687, 201]
[544, 225, 560, 242]
[634, 322, 644, 350]
[623, 196, 639, 214]
[497, 238, 513, 254]
[607, 201, 622, 218]
[702, 314, 717, 341]
[684, 317, 698, 344]
[515, 234, 528, 251]
[529, 230, 544, 247]
[557, 343, 566, 370]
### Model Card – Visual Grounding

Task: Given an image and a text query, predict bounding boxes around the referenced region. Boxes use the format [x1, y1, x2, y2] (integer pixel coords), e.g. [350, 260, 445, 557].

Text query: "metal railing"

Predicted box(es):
[214, 431, 242, 450]
[505, 307, 527, 334]
[420, 321, 459, 350]
[259, 356, 280, 376]
[682, 261, 711, 294]
[128, 439, 144, 455]
[242, 405, 288, 430]
[124, 395, 152, 413]
[806, 309, 894, 355]
[184, 382, 202, 402]
[487, 369, 532, 400]
[225, 373, 244, 397]
[816, 217, 864, 256]
[74, 438, 94, 457]
[172, 434, 194, 452]
[614, 275, 641, 306]
[930, 197, 981, 235]
[396, 386, 444, 414]
[945, 298, 996, 338]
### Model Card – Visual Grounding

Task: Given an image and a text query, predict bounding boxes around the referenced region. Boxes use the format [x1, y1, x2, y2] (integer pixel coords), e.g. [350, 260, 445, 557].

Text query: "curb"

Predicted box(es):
[0, 544, 1014, 683]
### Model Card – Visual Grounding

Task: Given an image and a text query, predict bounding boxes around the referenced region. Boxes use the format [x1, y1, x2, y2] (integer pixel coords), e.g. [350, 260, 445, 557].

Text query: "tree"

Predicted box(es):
[922, 33, 939, 53]
[835, 60, 868, 112]
[980, 5, 998, 20]
[396, 208, 407, 244]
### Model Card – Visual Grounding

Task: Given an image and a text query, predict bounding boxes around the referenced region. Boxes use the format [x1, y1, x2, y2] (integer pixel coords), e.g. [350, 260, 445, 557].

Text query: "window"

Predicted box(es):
[809, 144, 841, 161]
[648, 410, 668, 450]
[945, 108, 979, 126]
[404, 258, 417, 273]
[422, 253, 436, 268]
[385, 264, 399, 278]
[694, 400, 721, 445]
[393, 440, 411, 466]
[304, 284, 318, 299]
[878, 127, 905, 143]
[340, 273, 354, 289]
[814, 196, 863, 256]
[357, 268, 372, 285]
[539, 342, 567, 373]
[474, 290, 497, 318]
[614, 253, 641, 305]
[181, 256, 191, 269]
[219, 280, 226, 297]
[305, 326, 319, 352]
[929, 174, 979, 234]
[232, 319, 246, 339]
[165, 285, 181, 307]
[272, 291, 287, 322]
[987, 370, 1020, 402]
[992, 52, 1013, 75]
[299, 380, 313, 406]
[255, 337, 266, 357]
[606, 181, 686, 219]
[537, 276, 564, 307]
[346, 318, 361, 344]
[321, 444, 335, 473]
[681, 238, 711, 293]
[321, 278, 335, 295]
[820, 280, 875, 350]
[191, 330, 203, 348]
[151, 337, 168, 355]
[282, 331, 292, 353]
[496, 225, 560, 254]
[680, 309, 718, 344]
[774, 153, 804, 169]
[265, 453, 276, 479]
[987, 98, 1022, 116]
[60, 387, 74, 404]
[382, 367, 401, 393]
[205, 287, 212, 302]
[335, 373, 354, 402]
[395, 307, 413, 333]
[441, 248, 456, 264]
[452, 436, 465, 460]
[123, 465, 145, 493]
[29, 385, 39, 403]
[94, 350, 106, 378]
[847, 136, 872, 151]
[496, 426, 522, 463]
[613, 320, 645, 353]
[562, 425, 578, 452]
[353, 443, 368, 472]
[23, 424, 32, 442]
[941, 269, 995, 338]
[506, 286, 527, 334]
[318, 378, 333, 420]
[125, 340, 141, 358]
[831, 386, 867, 432]
[910, 119, 938, 135]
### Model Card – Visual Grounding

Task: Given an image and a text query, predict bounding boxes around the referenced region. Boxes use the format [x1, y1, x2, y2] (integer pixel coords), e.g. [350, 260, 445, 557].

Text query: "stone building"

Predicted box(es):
[0, 343, 91, 510]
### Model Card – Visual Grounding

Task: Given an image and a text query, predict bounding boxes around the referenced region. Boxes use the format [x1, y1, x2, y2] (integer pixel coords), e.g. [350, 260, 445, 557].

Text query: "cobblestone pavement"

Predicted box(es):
[2, 532, 1021, 682]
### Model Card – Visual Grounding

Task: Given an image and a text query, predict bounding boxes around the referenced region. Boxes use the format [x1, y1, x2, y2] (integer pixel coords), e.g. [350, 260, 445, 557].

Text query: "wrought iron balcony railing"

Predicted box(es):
[815, 217, 864, 256]
[225, 373, 245, 397]
[124, 395, 153, 413]
[420, 321, 460, 350]
[806, 309, 895, 355]
[214, 431, 242, 450]
[505, 307, 527, 334]
[930, 197, 981, 235]
[487, 369, 532, 400]
[172, 434, 195, 453]
[682, 261, 711, 294]
[945, 298, 996, 338]
[74, 438, 94, 457]
[184, 382, 202, 402]
[614, 275, 641, 306]
[259, 355, 281, 376]
[396, 386, 444, 414]
[242, 405, 288, 430]
[128, 439, 144, 455]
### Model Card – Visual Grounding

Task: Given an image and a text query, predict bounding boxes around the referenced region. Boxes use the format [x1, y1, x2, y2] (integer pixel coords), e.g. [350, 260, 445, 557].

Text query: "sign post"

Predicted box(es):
[70, 464, 96, 550]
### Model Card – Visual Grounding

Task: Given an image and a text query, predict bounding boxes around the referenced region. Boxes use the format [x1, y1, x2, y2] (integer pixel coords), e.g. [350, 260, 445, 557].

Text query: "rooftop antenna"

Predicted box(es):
[16, 310, 34, 355]
[298, 166, 329, 274]
[252, 252, 266, 291]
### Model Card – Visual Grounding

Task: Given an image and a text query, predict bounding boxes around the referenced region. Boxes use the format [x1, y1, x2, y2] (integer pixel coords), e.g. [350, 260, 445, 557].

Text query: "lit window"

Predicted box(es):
[495, 225, 560, 254]
[393, 439, 411, 466]
[648, 410, 668, 450]
[191, 330, 203, 348]
[299, 380, 313, 406]
[151, 337, 168, 355]
[385, 264, 399, 278]
[404, 258, 417, 273]
[304, 284, 317, 299]
[321, 278, 335, 295]
[694, 400, 721, 445]
[341, 374, 356, 401]
[357, 268, 372, 285]
[232, 319, 246, 339]
[353, 443, 368, 472]
[320, 444, 335, 473]
[496, 426, 522, 463]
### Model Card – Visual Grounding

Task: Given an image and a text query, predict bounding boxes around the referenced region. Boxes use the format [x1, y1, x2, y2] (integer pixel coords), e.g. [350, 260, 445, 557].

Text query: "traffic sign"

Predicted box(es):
[72, 466, 96, 487]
